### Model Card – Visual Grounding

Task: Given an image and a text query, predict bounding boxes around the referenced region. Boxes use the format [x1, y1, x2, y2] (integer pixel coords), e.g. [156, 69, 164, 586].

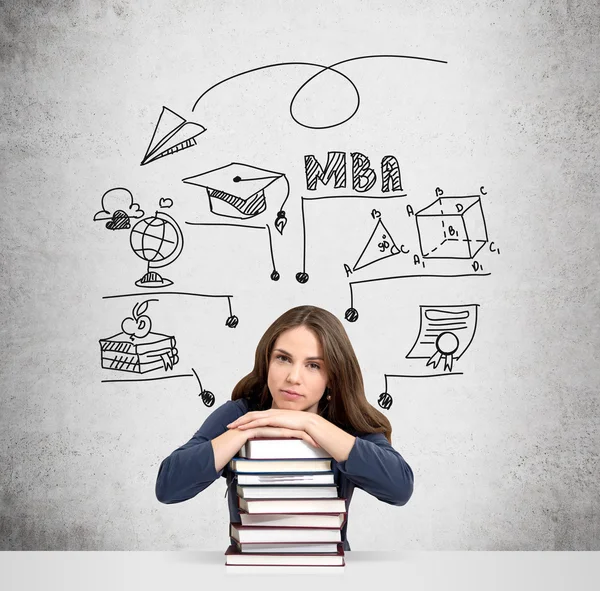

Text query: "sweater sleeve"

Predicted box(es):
[335, 433, 414, 506]
[155, 400, 246, 504]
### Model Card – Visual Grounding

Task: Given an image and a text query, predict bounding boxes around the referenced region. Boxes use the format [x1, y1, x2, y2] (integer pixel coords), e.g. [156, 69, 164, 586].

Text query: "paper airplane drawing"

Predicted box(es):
[141, 107, 206, 166]
[182, 163, 285, 220]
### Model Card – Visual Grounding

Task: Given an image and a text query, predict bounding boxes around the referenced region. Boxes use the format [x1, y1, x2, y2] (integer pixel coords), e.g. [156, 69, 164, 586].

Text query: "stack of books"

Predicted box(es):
[224, 438, 347, 568]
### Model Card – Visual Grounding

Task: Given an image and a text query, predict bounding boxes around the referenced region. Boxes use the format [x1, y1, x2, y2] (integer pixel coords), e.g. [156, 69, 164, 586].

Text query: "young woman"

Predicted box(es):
[156, 305, 414, 550]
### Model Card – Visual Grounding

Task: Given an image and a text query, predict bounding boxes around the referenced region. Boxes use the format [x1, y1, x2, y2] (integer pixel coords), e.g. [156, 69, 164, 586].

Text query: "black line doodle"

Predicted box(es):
[182, 163, 288, 226]
[181, 162, 287, 281]
[274, 177, 290, 235]
[191, 54, 447, 130]
[94, 187, 144, 230]
[345, 275, 490, 323]
[185, 222, 265, 230]
[225, 294, 239, 328]
[106, 211, 131, 231]
[353, 217, 400, 272]
[406, 304, 479, 372]
[265, 224, 280, 281]
[274, 209, 287, 235]
[103, 291, 233, 299]
[192, 368, 215, 407]
[102, 373, 193, 384]
[305, 152, 346, 189]
[377, 392, 393, 410]
[99, 299, 179, 375]
[296, 197, 309, 284]
[130, 211, 184, 288]
[184, 222, 281, 281]
[377, 371, 464, 410]
[141, 106, 206, 166]
[298, 194, 406, 285]
[305, 151, 403, 193]
[416, 194, 489, 260]
[102, 291, 240, 329]
[159, 198, 173, 209]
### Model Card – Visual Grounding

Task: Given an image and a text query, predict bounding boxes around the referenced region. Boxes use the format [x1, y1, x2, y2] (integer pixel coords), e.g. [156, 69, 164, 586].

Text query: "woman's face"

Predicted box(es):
[268, 326, 329, 414]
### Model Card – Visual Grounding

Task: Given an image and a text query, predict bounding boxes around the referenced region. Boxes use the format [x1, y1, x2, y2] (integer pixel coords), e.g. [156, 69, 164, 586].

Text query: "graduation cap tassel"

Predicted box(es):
[275, 210, 287, 235]
[275, 175, 290, 235]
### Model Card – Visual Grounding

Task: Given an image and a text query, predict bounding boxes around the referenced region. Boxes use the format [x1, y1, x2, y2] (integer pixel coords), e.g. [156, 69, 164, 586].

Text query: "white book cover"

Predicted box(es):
[236, 542, 340, 553]
[230, 524, 342, 543]
[236, 472, 335, 485]
[238, 438, 332, 459]
[239, 498, 347, 514]
[230, 458, 332, 473]
[237, 485, 338, 499]
[240, 512, 346, 528]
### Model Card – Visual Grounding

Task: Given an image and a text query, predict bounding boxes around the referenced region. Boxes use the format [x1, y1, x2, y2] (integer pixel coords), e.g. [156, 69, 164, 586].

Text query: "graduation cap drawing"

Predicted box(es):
[182, 163, 285, 220]
[141, 107, 206, 166]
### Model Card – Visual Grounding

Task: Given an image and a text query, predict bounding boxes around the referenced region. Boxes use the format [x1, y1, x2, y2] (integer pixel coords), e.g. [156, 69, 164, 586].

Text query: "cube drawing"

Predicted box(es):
[416, 196, 488, 259]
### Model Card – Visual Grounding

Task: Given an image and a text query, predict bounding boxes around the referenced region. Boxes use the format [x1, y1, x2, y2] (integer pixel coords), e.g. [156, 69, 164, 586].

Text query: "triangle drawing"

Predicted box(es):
[353, 218, 400, 271]
[141, 106, 206, 165]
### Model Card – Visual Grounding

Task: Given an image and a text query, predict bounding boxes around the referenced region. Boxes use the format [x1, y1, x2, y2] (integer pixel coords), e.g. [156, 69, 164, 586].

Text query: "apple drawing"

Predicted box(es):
[121, 299, 156, 339]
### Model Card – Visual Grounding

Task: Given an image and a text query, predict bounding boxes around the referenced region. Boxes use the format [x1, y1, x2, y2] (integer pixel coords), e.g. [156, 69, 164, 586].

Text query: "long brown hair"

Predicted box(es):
[231, 305, 392, 442]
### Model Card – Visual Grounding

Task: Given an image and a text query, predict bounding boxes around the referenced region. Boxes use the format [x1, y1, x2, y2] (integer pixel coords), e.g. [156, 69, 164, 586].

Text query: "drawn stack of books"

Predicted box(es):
[224, 438, 347, 568]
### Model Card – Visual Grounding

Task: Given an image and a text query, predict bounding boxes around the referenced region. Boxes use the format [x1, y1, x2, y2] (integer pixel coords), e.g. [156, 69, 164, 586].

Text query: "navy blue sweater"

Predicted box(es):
[156, 398, 414, 550]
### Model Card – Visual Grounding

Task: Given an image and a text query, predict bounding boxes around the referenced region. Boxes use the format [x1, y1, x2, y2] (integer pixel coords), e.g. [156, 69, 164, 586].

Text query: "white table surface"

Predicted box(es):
[3, 551, 599, 591]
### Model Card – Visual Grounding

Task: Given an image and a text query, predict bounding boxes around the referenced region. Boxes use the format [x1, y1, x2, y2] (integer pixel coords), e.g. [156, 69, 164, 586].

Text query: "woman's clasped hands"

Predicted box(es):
[227, 409, 320, 448]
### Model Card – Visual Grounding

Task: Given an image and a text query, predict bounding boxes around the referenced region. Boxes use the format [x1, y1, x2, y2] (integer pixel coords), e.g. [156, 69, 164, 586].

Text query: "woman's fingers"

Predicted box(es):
[247, 426, 319, 448]
[282, 429, 319, 447]
[228, 411, 270, 429]
[236, 418, 267, 430]
[300, 432, 320, 448]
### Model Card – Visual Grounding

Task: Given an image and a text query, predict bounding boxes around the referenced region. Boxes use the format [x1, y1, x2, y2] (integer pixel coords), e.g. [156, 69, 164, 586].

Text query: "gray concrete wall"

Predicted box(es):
[1, 0, 598, 550]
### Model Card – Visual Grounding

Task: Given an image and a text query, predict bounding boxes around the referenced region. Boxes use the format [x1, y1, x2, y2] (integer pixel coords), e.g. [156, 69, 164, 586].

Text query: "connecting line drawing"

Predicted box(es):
[94, 187, 145, 230]
[99, 299, 179, 377]
[101, 373, 193, 384]
[297, 195, 406, 284]
[185, 221, 281, 281]
[406, 304, 479, 371]
[192, 368, 215, 407]
[416, 190, 489, 260]
[191, 54, 447, 130]
[344, 274, 490, 323]
[377, 371, 464, 411]
[103, 291, 239, 329]
[141, 106, 206, 166]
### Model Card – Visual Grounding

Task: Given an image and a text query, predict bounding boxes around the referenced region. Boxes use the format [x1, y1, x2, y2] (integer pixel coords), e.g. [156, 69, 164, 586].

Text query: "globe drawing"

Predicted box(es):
[129, 211, 184, 288]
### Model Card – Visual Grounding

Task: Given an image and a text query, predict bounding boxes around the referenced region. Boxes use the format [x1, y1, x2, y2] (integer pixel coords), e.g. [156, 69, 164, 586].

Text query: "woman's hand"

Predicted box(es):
[228, 409, 311, 434]
[240, 425, 320, 448]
